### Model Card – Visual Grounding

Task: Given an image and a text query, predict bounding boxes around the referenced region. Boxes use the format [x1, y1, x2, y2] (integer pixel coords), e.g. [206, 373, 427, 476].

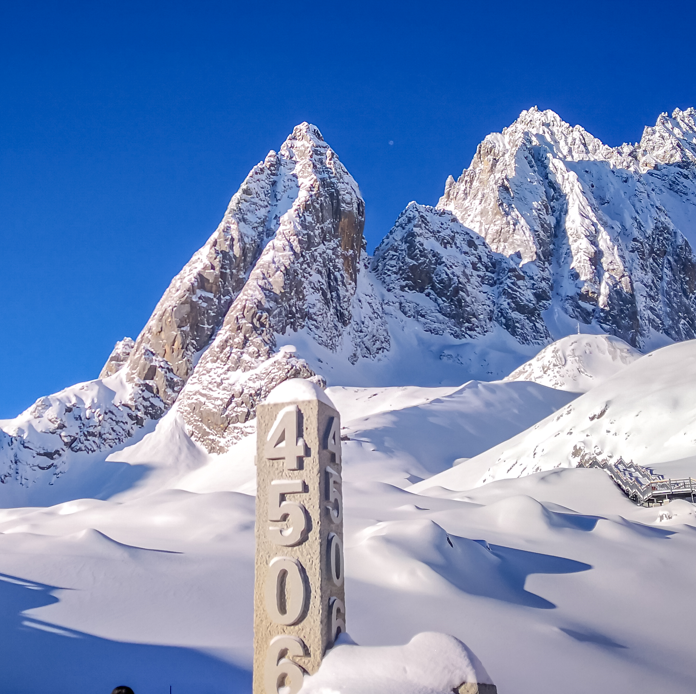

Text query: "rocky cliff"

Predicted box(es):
[173, 124, 388, 453]
[372, 202, 549, 345]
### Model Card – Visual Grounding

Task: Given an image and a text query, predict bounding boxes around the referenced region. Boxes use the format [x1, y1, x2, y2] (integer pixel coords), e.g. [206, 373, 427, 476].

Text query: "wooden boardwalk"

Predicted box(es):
[579, 457, 696, 506]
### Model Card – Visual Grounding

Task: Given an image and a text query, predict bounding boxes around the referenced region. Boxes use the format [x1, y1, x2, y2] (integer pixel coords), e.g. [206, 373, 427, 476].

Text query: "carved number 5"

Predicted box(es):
[268, 480, 308, 546]
[325, 466, 342, 523]
[265, 406, 308, 471]
[264, 634, 307, 694]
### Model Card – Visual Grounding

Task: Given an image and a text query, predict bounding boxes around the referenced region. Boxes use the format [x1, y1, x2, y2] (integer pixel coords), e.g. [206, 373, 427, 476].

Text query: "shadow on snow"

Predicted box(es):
[0, 573, 251, 694]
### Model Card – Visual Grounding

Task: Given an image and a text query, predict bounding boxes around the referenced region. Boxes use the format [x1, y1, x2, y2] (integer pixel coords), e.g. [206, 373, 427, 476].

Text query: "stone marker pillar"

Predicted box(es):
[253, 379, 345, 694]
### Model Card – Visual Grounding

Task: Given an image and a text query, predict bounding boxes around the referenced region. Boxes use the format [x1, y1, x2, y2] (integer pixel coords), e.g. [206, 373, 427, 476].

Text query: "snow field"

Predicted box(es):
[1, 338, 696, 692]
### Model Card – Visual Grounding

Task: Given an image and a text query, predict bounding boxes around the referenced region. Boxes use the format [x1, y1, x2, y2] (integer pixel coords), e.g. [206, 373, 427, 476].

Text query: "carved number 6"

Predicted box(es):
[264, 634, 307, 694]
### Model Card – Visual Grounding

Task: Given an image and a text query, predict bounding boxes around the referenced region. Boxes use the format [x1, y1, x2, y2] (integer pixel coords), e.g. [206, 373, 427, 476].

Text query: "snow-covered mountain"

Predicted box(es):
[6, 107, 696, 694]
[439, 106, 696, 348]
[4, 108, 696, 492]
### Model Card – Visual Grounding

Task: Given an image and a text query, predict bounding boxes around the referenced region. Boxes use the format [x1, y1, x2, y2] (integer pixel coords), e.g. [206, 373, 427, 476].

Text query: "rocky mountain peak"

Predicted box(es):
[637, 107, 696, 168]
[436, 105, 696, 349]
[170, 123, 377, 453]
[104, 122, 354, 414]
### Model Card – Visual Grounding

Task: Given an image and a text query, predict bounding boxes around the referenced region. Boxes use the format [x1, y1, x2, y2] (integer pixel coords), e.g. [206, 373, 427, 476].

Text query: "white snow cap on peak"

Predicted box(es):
[286, 121, 325, 146]
[265, 378, 335, 408]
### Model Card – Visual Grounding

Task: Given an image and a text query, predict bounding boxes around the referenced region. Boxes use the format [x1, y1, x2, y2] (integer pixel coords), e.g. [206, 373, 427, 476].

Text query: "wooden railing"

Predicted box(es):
[578, 457, 696, 505]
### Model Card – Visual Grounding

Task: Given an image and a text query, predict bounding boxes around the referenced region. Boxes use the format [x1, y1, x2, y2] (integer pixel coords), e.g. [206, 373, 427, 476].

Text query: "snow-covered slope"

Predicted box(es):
[415, 339, 696, 492]
[1, 381, 695, 693]
[330, 381, 576, 486]
[0, 371, 159, 498]
[504, 333, 641, 392]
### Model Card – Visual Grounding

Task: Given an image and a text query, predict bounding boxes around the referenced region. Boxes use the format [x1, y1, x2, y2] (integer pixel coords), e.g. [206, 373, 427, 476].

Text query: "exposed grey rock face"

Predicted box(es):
[372, 203, 549, 345]
[121, 137, 309, 407]
[438, 106, 696, 347]
[174, 124, 387, 453]
[99, 337, 135, 378]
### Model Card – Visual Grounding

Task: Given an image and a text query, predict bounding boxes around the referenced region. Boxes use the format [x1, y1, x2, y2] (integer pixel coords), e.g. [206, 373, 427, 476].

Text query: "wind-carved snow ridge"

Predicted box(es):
[505, 334, 641, 392]
[438, 106, 696, 349]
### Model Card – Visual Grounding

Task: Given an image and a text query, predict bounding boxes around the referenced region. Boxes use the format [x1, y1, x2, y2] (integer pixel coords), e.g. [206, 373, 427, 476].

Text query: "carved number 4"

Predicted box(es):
[325, 416, 340, 461]
[265, 406, 309, 471]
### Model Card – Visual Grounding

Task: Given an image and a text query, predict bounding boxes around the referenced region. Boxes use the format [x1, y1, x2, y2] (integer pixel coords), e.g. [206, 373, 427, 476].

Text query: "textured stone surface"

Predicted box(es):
[253, 394, 344, 693]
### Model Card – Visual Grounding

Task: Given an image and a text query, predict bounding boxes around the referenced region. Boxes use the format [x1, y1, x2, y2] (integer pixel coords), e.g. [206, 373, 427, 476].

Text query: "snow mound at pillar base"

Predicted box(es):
[300, 632, 494, 694]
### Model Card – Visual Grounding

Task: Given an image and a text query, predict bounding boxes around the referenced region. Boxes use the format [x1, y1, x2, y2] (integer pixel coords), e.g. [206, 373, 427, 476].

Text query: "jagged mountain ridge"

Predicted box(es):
[438, 106, 696, 347]
[3, 108, 696, 491]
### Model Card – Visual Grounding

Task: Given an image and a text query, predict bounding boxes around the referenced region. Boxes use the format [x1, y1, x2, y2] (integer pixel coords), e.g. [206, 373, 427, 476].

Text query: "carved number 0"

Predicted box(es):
[264, 557, 308, 626]
[327, 532, 344, 587]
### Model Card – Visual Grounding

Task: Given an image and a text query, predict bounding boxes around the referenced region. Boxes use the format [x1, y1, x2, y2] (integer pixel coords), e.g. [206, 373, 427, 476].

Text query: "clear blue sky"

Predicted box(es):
[2, 0, 695, 417]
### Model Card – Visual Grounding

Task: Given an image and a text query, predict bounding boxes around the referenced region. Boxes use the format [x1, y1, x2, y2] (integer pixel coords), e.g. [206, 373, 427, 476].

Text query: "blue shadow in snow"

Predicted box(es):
[434, 536, 592, 610]
[559, 627, 627, 649]
[0, 573, 251, 694]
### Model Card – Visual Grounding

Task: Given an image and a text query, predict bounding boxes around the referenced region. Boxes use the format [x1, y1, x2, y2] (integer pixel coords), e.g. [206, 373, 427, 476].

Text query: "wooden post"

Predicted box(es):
[253, 380, 345, 694]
